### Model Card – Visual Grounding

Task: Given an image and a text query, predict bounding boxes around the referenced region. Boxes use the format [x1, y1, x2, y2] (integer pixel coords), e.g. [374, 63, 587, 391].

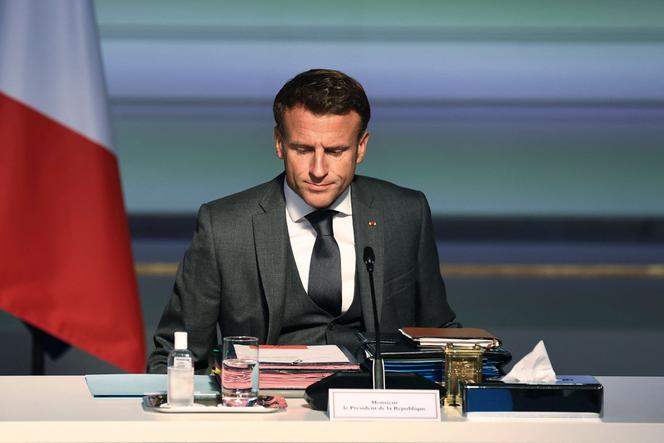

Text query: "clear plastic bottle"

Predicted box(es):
[167, 331, 194, 407]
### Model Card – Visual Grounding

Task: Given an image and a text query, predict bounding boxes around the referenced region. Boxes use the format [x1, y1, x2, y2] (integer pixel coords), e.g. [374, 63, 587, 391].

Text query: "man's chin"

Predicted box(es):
[303, 193, 336, 210]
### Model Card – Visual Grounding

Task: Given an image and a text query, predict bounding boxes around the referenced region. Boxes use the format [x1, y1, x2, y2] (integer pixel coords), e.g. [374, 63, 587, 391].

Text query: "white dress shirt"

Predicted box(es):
[284, 182, 356, 314]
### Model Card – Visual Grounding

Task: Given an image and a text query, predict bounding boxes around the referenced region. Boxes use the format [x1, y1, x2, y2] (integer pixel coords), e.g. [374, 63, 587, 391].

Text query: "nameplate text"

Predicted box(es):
[328, 389, 440, 421]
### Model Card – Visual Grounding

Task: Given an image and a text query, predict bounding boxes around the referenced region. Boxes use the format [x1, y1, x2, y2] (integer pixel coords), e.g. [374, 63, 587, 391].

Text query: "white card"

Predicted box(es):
[234, 344, 350, 364]
[328, 389, 441, 421]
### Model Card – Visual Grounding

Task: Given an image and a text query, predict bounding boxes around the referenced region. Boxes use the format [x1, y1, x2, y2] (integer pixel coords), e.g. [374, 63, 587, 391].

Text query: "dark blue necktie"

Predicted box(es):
[305, 209, 341, 317]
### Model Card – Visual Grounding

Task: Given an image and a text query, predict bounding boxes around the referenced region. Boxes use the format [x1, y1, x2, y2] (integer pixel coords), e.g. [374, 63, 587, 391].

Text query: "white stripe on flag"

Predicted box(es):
[0, 0, 112, 150]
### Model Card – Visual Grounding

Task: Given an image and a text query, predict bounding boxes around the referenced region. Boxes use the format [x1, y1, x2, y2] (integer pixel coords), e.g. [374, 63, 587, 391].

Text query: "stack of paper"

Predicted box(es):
[259, 363, 356, 389]
[257, 345, 360, 389]
[217, 345, 360, 391]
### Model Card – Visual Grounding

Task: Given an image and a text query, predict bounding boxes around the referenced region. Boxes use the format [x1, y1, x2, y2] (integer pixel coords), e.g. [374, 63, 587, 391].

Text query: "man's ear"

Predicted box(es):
[356, 131, 369, 165]
[274, 126, 285, 159]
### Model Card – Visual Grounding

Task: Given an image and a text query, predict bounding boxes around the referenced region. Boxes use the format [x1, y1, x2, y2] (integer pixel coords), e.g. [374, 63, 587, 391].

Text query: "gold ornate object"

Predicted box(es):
[444, 344, 484, 406]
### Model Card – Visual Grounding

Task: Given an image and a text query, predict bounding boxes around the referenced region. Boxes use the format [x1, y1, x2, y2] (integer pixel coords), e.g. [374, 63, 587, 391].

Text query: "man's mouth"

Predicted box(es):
[306, 182, 331, 191]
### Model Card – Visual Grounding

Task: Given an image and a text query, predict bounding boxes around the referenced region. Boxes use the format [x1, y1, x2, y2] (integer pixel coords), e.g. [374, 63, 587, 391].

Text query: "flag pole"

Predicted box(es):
[30, 326, 45, 375]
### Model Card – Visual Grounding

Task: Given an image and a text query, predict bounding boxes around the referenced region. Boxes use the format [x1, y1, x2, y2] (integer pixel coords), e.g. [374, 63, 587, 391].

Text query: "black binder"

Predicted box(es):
[357, 332, 512, 374]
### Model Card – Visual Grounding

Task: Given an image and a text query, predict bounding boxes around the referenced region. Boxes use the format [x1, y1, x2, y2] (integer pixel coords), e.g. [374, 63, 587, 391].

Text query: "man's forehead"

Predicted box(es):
[281, 107, 361, 133]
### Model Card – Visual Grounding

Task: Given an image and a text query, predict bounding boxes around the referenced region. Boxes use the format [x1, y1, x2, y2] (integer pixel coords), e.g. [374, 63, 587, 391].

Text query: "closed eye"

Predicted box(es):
[325, 146, 351, 156]
[289, 144, 314, 154]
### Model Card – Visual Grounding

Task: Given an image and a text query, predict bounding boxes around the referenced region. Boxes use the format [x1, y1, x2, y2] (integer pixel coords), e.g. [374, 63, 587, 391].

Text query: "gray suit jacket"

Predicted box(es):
[147, 174, 455, 373]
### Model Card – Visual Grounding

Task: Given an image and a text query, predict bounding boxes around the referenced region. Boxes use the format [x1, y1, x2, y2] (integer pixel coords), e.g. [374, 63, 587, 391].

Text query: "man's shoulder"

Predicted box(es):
[352, 175, 430, 223]
[353, 175, 423, 201]
[202, 175, 283, 216]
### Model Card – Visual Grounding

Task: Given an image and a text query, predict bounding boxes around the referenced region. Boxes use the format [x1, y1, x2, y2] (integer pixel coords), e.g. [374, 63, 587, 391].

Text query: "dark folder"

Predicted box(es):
[357, 332, 512, 382]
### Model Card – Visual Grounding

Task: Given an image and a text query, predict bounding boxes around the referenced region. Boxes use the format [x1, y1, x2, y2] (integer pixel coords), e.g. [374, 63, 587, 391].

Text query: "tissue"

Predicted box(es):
[502, 340, 556, 383]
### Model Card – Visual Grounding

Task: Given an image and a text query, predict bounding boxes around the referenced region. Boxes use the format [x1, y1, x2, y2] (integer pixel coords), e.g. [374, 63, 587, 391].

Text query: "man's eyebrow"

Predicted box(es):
[287, 142, 314, 149]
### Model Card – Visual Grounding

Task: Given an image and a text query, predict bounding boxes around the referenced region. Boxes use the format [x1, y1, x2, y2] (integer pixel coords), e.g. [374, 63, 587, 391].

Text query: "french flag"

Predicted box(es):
[0, 1, 145, 372]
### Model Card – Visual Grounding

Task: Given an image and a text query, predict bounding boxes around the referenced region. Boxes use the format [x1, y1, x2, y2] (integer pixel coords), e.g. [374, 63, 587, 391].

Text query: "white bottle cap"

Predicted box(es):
[174, 331, 188, 350]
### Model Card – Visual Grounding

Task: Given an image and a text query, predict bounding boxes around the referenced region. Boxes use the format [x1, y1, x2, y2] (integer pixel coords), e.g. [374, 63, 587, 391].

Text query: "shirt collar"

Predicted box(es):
[284, 180, 353, 223]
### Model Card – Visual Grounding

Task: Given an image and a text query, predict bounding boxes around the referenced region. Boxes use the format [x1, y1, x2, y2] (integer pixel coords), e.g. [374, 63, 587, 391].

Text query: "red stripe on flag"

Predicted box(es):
[0, 92, 145, 373]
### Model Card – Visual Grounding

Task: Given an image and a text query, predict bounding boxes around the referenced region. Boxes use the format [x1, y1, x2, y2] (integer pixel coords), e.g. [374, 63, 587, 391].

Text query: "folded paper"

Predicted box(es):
[502, 340, 556, 383]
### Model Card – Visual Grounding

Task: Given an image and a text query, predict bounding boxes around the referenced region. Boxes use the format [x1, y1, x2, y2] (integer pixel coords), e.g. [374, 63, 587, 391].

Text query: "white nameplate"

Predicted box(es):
[328, 389, 440, 421]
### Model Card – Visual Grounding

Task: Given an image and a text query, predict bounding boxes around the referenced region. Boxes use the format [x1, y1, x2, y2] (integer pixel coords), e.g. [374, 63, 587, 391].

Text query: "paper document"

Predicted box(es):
[235, 344, 351, 364]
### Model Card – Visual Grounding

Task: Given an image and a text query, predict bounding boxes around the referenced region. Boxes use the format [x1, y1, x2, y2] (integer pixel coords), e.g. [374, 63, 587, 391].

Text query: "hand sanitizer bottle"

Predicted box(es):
[167, 331, 194, 407]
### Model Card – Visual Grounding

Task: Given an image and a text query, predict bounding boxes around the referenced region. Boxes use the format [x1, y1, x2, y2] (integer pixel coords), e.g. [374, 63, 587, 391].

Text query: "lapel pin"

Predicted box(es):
[368, 220, 377, 227]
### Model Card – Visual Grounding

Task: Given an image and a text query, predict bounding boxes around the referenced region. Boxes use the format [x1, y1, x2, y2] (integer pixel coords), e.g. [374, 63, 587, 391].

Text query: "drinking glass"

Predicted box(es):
[221, 336, 259, 406]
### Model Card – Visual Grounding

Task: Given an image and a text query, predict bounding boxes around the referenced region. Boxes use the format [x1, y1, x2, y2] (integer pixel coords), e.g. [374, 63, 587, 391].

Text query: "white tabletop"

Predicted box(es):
[0, 376, 662, 443]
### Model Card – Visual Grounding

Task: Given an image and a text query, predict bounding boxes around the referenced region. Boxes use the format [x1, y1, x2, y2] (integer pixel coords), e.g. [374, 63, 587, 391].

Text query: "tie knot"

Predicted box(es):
[305, 210, 337, 236]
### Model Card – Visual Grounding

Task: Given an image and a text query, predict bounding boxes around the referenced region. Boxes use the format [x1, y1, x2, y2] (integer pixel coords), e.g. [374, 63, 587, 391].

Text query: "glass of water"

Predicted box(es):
[221, 336, 259, 406]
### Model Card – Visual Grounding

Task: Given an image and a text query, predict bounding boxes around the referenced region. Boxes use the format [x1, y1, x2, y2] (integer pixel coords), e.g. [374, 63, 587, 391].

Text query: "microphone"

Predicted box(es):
[363, 247, 385, 390]
[304, 248, 444, 411]
[363, 246, 374, 272]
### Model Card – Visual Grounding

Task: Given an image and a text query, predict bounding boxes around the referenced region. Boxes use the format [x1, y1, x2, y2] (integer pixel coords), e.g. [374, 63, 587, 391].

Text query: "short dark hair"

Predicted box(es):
[273, 69, 370, 140]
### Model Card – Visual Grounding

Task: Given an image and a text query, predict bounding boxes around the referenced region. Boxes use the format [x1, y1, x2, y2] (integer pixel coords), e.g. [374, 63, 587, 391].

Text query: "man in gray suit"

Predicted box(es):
[148, 69, 456, 373]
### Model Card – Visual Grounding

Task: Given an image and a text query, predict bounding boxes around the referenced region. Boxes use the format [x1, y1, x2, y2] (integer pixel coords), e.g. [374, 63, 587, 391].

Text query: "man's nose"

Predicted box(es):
[310, 148, 328, 178]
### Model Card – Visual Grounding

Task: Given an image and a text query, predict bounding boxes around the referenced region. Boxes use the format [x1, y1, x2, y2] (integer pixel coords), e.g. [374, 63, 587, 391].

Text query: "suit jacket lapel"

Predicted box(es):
[253, 175, 288, 343]
[351, 178, 385, 330]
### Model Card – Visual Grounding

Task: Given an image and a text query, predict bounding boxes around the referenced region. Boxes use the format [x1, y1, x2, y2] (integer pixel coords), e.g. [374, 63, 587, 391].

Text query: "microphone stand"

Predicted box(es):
[304, 245, 444, 410]
[364, 247, 385, 389]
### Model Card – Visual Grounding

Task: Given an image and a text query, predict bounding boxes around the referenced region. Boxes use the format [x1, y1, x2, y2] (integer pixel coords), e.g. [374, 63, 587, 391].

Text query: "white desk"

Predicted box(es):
[0, 376, 662, 442]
